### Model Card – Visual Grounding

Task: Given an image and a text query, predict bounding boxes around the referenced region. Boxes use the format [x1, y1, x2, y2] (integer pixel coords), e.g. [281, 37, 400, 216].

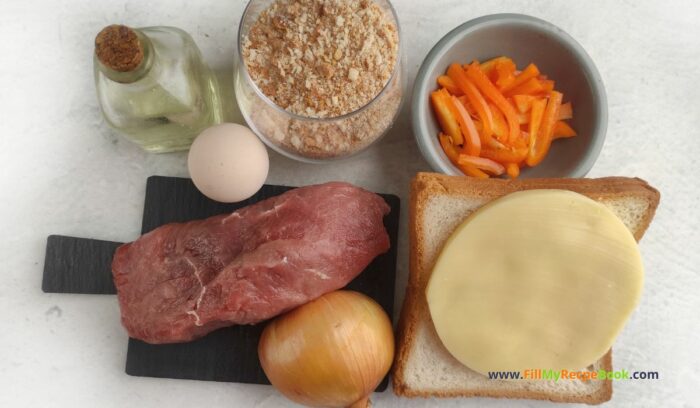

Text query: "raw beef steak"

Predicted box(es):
[112, 182, 390, 344]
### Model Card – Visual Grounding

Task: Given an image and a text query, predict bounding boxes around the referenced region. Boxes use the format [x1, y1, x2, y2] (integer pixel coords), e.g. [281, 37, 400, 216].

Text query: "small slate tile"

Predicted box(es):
[42, 235, 121, 294]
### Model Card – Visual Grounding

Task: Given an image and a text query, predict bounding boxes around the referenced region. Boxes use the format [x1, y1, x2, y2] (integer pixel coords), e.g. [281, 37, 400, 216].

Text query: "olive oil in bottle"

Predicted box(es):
[94, 25, 223, 152]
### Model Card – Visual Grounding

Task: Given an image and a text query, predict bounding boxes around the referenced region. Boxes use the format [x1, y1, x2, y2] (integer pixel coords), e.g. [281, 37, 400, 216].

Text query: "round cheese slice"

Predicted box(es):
[426, 189, 643, 374]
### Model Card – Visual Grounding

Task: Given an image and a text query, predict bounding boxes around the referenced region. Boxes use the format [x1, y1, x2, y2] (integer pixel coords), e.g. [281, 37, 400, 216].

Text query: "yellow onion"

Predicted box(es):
[258, 290, 394, 408]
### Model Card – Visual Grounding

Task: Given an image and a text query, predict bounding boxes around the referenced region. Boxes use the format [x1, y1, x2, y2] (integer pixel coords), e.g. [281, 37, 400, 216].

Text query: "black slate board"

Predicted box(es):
[42, 176, 400, 390]
[42, 235, 121, 294]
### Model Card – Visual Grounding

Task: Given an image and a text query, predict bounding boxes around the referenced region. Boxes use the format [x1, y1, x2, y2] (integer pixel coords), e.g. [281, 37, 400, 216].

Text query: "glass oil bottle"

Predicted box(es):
[94, 25, 223, 152]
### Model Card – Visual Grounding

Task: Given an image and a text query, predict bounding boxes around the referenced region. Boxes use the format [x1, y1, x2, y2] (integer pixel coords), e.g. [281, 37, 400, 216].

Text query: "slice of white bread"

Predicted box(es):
[393, 173, 660, 405]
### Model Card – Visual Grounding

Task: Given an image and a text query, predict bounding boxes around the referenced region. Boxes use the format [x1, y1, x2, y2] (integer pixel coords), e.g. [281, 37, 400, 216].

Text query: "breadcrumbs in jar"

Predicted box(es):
[237, 0, 403, 160]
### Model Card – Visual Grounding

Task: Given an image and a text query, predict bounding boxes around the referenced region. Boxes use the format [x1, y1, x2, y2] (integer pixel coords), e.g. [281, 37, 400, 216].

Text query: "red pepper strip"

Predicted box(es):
[465, 63, 521, 144]
[450, 95, 481, 156]
[437, 75, 463, 96]
[447, 63, 495, 139]
[552, 120, 577, 139]
[501, 63, 540, 93]
[458, 154, 505, 176]
[526, 91, 563, 166]
[431, 89, 463, 145]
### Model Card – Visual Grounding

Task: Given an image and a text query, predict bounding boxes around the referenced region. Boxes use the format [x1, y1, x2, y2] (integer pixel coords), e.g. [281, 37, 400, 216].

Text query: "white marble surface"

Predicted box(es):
[1, 0, 699, 407]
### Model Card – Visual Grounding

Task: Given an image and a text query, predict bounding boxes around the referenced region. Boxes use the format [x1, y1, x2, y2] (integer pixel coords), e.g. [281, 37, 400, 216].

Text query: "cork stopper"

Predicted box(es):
[95, 25, 144, 72]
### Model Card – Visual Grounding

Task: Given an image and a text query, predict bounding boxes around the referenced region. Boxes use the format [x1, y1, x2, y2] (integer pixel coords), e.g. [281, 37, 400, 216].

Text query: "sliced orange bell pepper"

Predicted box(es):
[478, 56, 510, 79]
[457, 95, 478, 118]
[465, 62, 521, 144]
[450, 95, 481, 156]
[526, 91, 563, 166]
[552, 120, 577, 139]
[457, 95, 469, 106]
[512, 130, 529, 149]
[501, 63, 540, 93]
[458, 154, 505, 176]
[539, 80, 555, 93]
[483, 135, 506, 150]
[436, 57, 575, 178]
[437, 75, 463, 96]
[512, 94, 537, 113]
[480, 145, 528, 163]
[558, 102, 573, 120]
[440, 133, 488, 178]
[439, 133, 460, 162]
[473, 120, 499, 147]
[431, 89, 463, 145]
[488, 102, 509, 143]
[439, 89, 468, 146]
[466, 63, 520, 142]
[505, 78, 544, 96]
[506, 163, 520, 178]
[494, 58, 517, 89]
[528, 98, 547, 154]
[517, 111, 530, 125]
[462, 164, 490, 178]
[447, 63, 495, 139]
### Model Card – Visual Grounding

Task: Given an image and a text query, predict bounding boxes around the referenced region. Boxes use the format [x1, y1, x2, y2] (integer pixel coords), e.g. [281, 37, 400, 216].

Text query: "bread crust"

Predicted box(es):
[392, 173, 660, 404]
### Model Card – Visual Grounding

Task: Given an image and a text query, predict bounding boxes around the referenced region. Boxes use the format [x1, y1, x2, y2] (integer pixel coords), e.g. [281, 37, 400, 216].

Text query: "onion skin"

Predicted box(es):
[258, 290, 394, 408]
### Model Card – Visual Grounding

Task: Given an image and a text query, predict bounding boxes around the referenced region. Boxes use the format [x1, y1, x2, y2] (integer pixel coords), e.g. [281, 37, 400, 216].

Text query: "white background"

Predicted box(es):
[1, 0, 699, 407]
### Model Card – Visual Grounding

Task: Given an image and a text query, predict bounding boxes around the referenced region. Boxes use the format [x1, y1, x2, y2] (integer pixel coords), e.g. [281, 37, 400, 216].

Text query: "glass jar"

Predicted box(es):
[94, 26, 223, 153]
[234, 0, 405, 163]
